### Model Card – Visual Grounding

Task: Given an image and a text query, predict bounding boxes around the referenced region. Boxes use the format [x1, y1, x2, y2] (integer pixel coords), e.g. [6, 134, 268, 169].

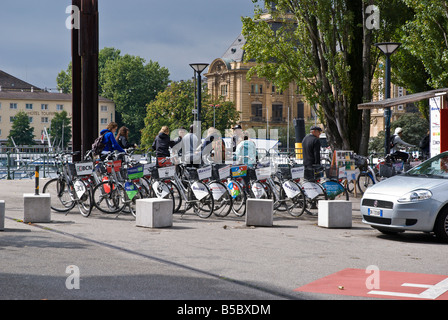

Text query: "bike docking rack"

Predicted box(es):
[23, 165, 51, 223]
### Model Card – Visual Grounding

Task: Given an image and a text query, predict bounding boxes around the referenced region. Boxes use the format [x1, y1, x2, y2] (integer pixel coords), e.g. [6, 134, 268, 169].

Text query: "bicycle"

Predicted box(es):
[353, 154, 378, 194]
[299, 165, 328, 215]
[207, 164, 233, 218]
[91, 151, 144, 217]
[171, 163, 215, 219]
[42, 151, 93, 217]
[260, 163, 307, 217]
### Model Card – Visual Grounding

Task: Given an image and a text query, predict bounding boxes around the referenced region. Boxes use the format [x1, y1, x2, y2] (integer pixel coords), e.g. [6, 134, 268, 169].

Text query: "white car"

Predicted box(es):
[361, 151, 448, 242]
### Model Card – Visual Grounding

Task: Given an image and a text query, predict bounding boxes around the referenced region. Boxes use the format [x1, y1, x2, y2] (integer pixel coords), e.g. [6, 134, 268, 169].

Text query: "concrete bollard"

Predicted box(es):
[136, 198, 173, 228]
[318, 200, 352, 228]
[245, 198, 273, 227]
[23, 193, 51, 223]
[0, 200, 5, 231]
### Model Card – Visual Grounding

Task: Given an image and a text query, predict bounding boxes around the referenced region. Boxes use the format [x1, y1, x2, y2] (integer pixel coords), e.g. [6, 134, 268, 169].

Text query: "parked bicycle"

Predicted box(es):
[43, 151, 93, 217]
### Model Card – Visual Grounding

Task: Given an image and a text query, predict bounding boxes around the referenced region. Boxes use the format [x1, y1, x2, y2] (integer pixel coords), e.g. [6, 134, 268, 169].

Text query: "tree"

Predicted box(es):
[102, 54, 170, 143]
[241, 0, 416, 154]
[140, 80, 240, 151]
[50, 110, 72, 149]
[7, 111, 35, 146]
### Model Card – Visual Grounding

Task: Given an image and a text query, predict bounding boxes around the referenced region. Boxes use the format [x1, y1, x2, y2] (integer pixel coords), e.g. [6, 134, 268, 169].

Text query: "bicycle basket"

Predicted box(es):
[127, 165, 144, 180]
[212, 164, 230, 180]
[185, 167, 199, 180]
[278, 165, 292, 180]
[354, 154, 368, 171]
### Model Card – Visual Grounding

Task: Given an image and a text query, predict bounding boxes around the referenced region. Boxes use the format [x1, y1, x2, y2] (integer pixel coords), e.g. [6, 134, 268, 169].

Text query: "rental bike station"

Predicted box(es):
[40, 147, 359, 220]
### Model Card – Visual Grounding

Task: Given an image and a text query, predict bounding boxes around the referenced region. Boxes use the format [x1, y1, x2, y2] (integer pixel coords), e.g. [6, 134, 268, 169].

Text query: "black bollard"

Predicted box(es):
[35, 166, 39, 196]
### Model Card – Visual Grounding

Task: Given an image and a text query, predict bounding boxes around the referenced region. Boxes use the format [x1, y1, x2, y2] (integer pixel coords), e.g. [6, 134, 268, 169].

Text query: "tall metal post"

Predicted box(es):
[72, 0, 82, 161]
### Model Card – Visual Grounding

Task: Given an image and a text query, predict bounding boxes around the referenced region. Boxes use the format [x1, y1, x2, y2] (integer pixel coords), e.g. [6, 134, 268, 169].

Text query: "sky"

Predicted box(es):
[0, 0, 257, 91]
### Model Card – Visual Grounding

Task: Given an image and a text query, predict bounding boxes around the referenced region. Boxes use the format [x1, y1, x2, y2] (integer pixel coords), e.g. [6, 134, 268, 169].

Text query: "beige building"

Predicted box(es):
[0, 70, 115, 146]
[205, 12, 313, 131]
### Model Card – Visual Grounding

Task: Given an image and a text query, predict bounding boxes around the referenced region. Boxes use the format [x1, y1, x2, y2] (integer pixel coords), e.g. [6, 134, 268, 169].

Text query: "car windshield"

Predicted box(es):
[406, 152, 448, 178]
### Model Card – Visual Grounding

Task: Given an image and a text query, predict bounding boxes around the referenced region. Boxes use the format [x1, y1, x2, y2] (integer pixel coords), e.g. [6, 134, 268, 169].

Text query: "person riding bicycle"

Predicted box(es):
[390, 127, 415, 162]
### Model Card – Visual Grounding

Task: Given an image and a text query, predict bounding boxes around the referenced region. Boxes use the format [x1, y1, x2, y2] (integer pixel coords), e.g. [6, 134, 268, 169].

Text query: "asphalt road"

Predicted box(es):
[1, 179, 447, 303]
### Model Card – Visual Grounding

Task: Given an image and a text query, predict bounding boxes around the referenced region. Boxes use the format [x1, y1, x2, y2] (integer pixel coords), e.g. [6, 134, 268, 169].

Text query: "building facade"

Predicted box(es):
[0, 70, 115, 146]
[205, 12, 313, 132]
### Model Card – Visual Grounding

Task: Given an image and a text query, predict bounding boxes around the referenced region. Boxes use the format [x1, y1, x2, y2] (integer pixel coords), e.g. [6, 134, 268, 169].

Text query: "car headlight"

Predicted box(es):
[397, 189, 432, 203]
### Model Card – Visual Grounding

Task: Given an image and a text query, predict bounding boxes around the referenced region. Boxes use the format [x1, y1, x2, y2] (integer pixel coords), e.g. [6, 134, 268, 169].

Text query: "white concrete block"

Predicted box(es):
[0, 200, 5, 231]
[23, 193, 51, 223]
[318, 200, 352, 228]
[246, 198, 273, 227]
[136, 198, 173, 228]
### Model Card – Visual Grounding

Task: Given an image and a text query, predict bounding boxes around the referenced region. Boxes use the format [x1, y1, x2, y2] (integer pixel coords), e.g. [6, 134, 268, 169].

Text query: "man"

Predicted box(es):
[235, 132, 257, 167]
[302, 126, 322, 181]
[390, 127, 415, 162]
[232, 124, 244, 152]
[181, 125, 200, 166]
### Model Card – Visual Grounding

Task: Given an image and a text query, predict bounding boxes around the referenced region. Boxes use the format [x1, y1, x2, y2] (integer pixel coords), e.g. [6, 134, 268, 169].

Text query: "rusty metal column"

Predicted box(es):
[80, 0, 99, 158]
[72, 0, 82, 161]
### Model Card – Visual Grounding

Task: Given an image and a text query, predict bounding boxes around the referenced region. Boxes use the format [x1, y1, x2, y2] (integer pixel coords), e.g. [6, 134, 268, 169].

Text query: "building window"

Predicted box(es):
[41, 117, 49, 123]
[251, 84, 263, 94]
[100, 118, 108, 124]
[29, 117, 33, 123]
[10, 103, 17, 109]
[101, 105, 108, 112]
[56, 104, 64, 111]
[10, 116, 15, 123]
[26, 103, 33, 110]
[220, 85, 228, 97]
[272, 104, 283, 122]
[41, 104, 48, 110]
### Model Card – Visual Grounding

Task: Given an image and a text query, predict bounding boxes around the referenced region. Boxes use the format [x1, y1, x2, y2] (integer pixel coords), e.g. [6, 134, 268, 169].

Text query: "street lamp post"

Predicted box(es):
[375, 42, 401, 155]
[189, 63, 209, 123]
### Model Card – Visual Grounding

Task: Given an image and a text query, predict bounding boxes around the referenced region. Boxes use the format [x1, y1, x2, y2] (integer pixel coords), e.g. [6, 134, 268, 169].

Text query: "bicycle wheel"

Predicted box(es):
[190, 181, 214, 219]
[208, 181, 233, 217]
[73, 178, 93, 217]
[149, 180, 175, 213]
[357, 172, 375, 194]
[279, 180, 306, 217]
[43, 178, 75, 212]
[126, 187, 144, 218]
[92, 180, 126, 214]
[227, 179, 247, 217]
[302, 181, 327, 215]
[165, 180, 182, 213]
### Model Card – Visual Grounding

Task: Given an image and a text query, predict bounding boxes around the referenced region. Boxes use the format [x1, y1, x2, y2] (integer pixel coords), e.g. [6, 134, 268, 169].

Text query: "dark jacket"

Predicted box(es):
[302, 133, 321, 167]
[152, 132, 175, 157]
[100, 129, 125, 153]
[117, 135, 133, 149]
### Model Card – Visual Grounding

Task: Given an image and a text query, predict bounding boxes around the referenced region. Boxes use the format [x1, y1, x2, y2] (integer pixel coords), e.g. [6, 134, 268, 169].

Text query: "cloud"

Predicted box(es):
[0, 0, 256, 88]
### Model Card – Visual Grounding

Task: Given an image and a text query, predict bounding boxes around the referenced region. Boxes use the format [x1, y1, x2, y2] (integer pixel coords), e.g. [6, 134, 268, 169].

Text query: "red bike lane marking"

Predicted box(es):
[294, 268, 448, 300]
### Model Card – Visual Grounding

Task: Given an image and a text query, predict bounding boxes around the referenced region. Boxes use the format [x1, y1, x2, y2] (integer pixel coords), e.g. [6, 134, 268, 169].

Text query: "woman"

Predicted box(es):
[100, 122, 125, 159]
[116, 126, 137, 149]
[152, 126, 176, 166]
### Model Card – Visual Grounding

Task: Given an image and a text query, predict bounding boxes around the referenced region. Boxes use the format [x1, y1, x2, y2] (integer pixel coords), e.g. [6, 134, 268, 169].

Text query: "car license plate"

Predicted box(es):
[368, 208, 383, 217]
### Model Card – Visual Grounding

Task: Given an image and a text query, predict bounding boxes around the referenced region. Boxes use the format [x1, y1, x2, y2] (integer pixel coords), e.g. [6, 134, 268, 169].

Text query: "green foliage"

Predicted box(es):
[50, 110, 72, 149]
[7, 111, 35, 146]
[100, 52, 170, 143]
[140, 80, 240, 151]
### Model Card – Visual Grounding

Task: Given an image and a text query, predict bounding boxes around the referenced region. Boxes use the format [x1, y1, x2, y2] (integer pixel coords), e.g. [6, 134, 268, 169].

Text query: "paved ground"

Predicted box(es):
[1, 179, 447, 302]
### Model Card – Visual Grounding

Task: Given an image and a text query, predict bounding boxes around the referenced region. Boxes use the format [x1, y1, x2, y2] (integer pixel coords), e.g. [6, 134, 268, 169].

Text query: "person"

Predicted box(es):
[235, 132, 257, 167]
[152, 126, 176, 166]
[100, 122, 125, 159]
[302, 126, 322, 181]
[231, 124, 244, 152]
[390, 127, 415, 162]
[116, 126, 137, 150]
[181, 125, 200, 166]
